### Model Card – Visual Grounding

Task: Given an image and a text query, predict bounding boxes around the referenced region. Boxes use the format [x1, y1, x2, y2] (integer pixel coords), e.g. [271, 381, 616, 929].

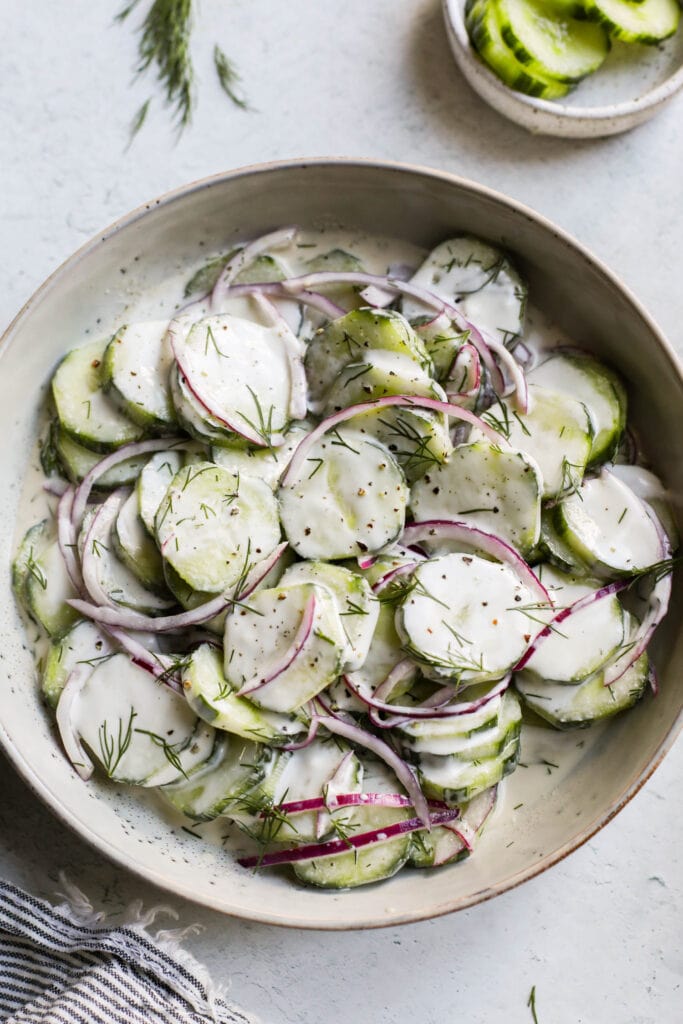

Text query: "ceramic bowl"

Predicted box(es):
[1, 160, 681, 929]
[444, 0, 683, 137]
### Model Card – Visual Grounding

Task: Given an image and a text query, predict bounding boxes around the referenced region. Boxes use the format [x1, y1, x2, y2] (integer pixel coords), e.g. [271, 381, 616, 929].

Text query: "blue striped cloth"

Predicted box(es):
[0, 880, 254, 1024]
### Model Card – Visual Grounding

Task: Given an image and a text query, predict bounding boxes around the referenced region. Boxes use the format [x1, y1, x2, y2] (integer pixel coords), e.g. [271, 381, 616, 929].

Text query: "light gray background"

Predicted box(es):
[1, 3, 681, 1022]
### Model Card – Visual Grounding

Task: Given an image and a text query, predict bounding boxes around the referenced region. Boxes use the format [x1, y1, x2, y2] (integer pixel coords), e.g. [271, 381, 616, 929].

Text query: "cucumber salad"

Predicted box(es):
[14, 227, 677, 890]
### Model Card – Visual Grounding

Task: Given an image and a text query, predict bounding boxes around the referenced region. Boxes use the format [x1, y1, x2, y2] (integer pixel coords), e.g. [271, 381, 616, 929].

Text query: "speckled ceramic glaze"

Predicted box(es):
[444, 0, 683, 137]
[1, 160, 681, 929]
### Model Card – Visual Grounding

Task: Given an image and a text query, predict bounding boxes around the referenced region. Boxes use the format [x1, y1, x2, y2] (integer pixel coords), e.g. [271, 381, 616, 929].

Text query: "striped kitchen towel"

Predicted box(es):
[0, 878, 257, 1024]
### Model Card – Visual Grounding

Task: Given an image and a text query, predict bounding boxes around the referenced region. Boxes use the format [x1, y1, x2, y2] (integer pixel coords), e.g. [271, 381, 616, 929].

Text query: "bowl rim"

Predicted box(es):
[1, 156, 682, 930]
[443, 0, 683, 123]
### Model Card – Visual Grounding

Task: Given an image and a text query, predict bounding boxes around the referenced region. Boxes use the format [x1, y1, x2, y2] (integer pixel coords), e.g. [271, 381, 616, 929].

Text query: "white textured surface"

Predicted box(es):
[0, 2, 681, 1022]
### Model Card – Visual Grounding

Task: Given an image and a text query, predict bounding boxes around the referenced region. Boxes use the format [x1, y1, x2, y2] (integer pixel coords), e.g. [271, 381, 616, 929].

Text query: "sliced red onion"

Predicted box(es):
[372, 658, 418, 703]
[252, 293, 308, 421]
[602, 573, 672, 687]
[236, 593, 316, 697]
[313, 715, 430, 827]
[71, 437, 188, 531]
[270, 791, 446, 816]
[400, 520, 551, 605]
[282, 715, 320, 752]
[371, 562, 419, 594]
[211, 226, 298, 309]
[280, 395, 509, 489]
[237, 807, 460, 869]
[68, 542, 289, 633]
[57, 487, 83, 593]
[648, 665, 660, 697]
[359, 284, 396, 308]
[446, 342, 481, 401]
[345, 672, 510, 722]
[168, 322, 279, 448]
[80, 489, 128, 608]
[104, 626, 183, 693]
[357, 554, 378, 571]
[56, 665, 94, 781]
[485, 335, 529, 414]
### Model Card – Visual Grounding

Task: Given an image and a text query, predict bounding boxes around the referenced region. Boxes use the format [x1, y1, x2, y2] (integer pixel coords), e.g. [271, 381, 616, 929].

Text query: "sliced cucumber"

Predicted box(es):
[210, 421, 311, 490]
[344, 600, 420, 696]
[137, 450, 186, 536]
[342, 405, 452, 484]
[403, 235, 528, 345]
[305, 249, 365, 309]
[224, 583, 347, 713]
[280, 560, 379, 671]
[529, 350, 626, 465]
[304, 308, 432, 406]
[538, 509, 589, 575]
[401, 689, 521, 758]
[161, 733, 269, 820]
[409, 440, 542, 558]
[175, 313, 292, 443]
[169, 364, 238, 447]
[397, 689, 504, 751]
[155, 461, 281, 594]
[112, 488, 167, 594]
[71, 653, 213, 786]
[497, 0, 610, 83]
[24, 540, 80, 637]
[51, 339, 145, 452]
[525, 566, 625, 683]
[42, 620, 113, 709]
[102, 321, 176, 430]
[416, 732, 520, 805]
[278, 428, 407, 560]
[467, 0, 572, 100]
[12, 520, 50, 595]
[83, 491, 176, 614]
[291, 763, 413, 889]
[410, 787, 497, 868]
[396, 553, 540, 684]
[611, 464, 679, 551]
[181, 644, 305, 744]
[413, 316, 469, 382]
[554, 469, 663, 577]
[184, 251, 237, 298]
[483, 385, 593, 499]
[585, 0, 679, 43]
[322, 350, 444, 416]
[52, 424, 150, 487]
[516, 651, 650, 728]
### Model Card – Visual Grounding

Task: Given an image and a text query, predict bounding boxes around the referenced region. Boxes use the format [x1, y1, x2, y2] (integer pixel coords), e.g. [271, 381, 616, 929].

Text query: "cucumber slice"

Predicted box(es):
[554, 469, 663, 577]
[161, 733, 270, 820]
[155, 461, 281, 594]
[112, 489, 167, 594]
[280, 560, 379, 671]
[401, 689, 521, 757]
[304, 308, 432, 406]
[137, 450, 186, 536]
[409, 440, 543, 558]
[71, 653, 213, 786]
[397, 690, 503, 751]
[529, 351, 626, 465]
[343, 405, 452, 484]
[322, 349, 444, 416]
[344, 601, 420, 696]
[169, 364, 238, 447]
[291, 764, 413, 889]
[305, 248, 365, 309]
[181, 644, 305, 744]
[184, 250, 238, 298]
[12, 520, 50, 596]
[403, 235, 528, 345]
[497, 0, 610, 82]
[83, 491, 176, 614]
[585, 0, 679, 43]
[467, 0, 572, 100]
[176, 313, 292, 443]
[234, 254, 286, 285]
[51, 339, 145, 452]
[223, 583, 347, 713]
[538, 509, 589, 575]
[52, 424, 151, 487]
[516, 651, 649, 728]
[611, 464, 679, 552]
[525, 566, 625, 683]
[414, 317, 469, 382]
[410, 787, 498, 868]
[102, 321, 176, 430]
[278, 428, 407, 560]
[482, 385, 593, 499]
[42, 620, 113, 709]
[210, 421, 311, 490]
[416, 732, 520, 805]
[396, 553, 540, 684]
[24, 540, 80, 637]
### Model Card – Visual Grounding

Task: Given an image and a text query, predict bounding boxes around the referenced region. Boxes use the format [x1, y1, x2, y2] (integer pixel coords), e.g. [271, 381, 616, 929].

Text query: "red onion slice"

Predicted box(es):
[71, 437, 189, 531]
[57, 487, 83, 593]
[485, 336, 529, 413]
[446, 342, 481, 401]
[345, 672, 511, 721]
[602, 573, 672, 687]
[211, 226, 298, 309]
[104, 626, 183, 694]
[371, 561, 420, 594]
[270, 792, 446, 816]
[237, 806, 460, 869]
[400, 520, 551, 605]
[56, 665, 94, 781]
[280, 395, 509, 489]
[236, 592, 316, 697]
[80, 489, 129, 608]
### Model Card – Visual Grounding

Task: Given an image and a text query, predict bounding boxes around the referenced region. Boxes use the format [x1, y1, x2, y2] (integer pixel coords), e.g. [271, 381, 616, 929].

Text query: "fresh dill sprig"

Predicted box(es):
[135, 726, 189, 778]
[26, 549, 48, 591]
[214, 45, 248, 109]
[98, 707, 137, 777]
[527, 985, 540, 1024]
